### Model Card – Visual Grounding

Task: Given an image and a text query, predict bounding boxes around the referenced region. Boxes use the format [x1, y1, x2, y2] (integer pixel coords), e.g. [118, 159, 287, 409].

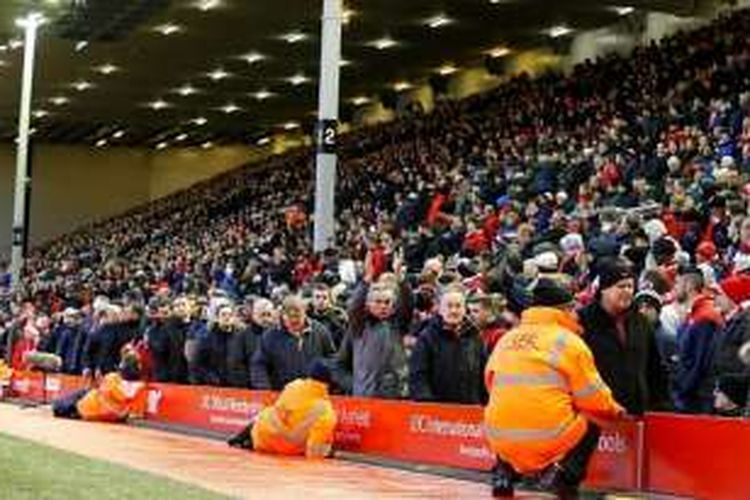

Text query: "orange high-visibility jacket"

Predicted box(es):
[77, 373, 147, 422]
[252, 378, 337, 458]
[484, 307, 624, 474]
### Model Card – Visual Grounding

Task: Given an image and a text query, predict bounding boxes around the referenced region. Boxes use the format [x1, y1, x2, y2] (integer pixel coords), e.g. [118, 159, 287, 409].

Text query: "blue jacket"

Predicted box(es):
[674, 295, 722, 413]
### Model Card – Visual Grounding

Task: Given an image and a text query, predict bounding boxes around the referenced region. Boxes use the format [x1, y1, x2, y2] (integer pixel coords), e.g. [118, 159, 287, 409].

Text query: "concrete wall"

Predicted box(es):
[148, 145, 263, 200]
[0, 143, 258, 257]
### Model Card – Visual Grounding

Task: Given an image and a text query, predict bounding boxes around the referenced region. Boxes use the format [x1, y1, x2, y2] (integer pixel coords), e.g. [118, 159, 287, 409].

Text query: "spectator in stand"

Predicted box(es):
[335, 249, 411, 398]
[712, 275, 750, 416]
[190, 304, 243, 387]
[252, 295, 336, 390]
[146, 299, 188, 384]
[308, 283, 347, 349]
[673, 267, 724, 413]
[54, 308, 86, 374]
[579, 258, 670, 415]
[409, 286, 487, 404]
[467, 292, 510, 352]
[227, 298, 277, 388]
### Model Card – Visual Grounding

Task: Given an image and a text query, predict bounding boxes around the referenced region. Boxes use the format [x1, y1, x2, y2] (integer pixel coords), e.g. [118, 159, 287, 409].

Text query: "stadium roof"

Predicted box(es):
[0, 0, 697, 148]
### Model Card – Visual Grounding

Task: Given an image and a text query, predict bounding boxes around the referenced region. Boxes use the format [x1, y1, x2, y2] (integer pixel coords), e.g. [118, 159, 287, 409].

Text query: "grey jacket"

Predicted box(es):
[335, 281, 412, 399]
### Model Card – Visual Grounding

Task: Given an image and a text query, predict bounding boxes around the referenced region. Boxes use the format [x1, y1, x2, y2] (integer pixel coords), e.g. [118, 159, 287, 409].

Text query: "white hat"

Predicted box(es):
[643, 219, 667, 244]
[533, 251, 559, 272]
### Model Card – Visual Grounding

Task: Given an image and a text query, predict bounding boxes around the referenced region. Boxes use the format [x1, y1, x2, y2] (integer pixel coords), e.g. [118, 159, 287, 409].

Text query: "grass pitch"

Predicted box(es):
[0, 432, 229, 500]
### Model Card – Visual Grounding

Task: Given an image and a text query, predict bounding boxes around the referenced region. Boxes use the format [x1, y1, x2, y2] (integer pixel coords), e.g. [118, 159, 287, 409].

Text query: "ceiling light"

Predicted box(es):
[437, 64, 458, 76]
[252, 90, 274, 101]
[95, 139, 107, 148]
[176, 133, 188, 141]
[8, 39, 23, 50]
[425, 14, 453, 29]
[96, 63, 118, 75]
[612, 6, 635, 16]
[0, 45, 7, 52]
[177, 84, 198, 96]
[112, 130, 125, 139]
[340, 59, 352, 67]
[75, 40, 88, 52]
[241, 51, 265, 64]
[148, 99, 170, 110]
[191, 117, 208, 126]
[208, 68, 230, 81]
[351, 96, 370, 106]
[546, 25, 573, 38]
[283, 121, 300, 130]
[72, 81, 93, 91]
[257, 137, 271, 146]
[200, 141, 214, 149]
[195, 0, 222, 11]
[49, 96, 69, 106]
[393, 81, 412, 92]
[221, 103, 241, 114]
[154, 23, 182, 36]
[369, 37, 397, 50]
[156, 142, 168, 150]
[287, 73, 309, 86]
[281, 31, 307, 44]
[487, 46, 511, 58]
[32, 109, 49, 118]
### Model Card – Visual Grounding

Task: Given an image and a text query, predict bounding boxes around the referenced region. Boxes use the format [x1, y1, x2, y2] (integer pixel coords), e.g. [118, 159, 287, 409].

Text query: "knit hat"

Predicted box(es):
[533, 251, 559, 273]
[696, 241, 717, 261]
[532, 278, 574, 308]
[719, 273, 750, 305]
[308, 359, 333, 385]
[597, 258, 635, 291]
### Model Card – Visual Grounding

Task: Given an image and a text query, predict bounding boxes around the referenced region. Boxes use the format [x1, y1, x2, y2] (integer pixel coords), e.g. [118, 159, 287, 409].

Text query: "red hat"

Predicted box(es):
[696, 241, 717, 261]
[720, 273, 750, 305]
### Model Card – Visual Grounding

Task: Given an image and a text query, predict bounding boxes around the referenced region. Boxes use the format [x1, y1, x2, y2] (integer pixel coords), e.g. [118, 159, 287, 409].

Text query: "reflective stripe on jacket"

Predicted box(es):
[252, 378, 337, 458]
[484, 307, 623, 473]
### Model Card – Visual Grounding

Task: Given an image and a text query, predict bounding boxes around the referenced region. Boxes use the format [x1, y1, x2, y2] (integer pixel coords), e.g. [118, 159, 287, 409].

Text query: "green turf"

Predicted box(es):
[0, 432, 231, 500]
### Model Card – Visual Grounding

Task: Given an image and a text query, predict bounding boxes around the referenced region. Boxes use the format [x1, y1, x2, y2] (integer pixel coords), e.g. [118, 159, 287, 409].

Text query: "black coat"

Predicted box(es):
[251, 320, 336, 390]
[408, 316, 488, 405]
[147, 318, 188, 384]
[191, 325, 243, 387]
[226, 323, 265, 388]
[578, 302, 670, 415]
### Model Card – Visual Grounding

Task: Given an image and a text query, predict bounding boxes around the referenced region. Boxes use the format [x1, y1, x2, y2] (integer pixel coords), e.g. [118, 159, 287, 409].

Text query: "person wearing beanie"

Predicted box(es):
[710, 277, 750, 417]
[485, 278, 624, 499]
[579, 257, 670, 415]
[673, 266, 723, 414]
[227, 359, 337, 458]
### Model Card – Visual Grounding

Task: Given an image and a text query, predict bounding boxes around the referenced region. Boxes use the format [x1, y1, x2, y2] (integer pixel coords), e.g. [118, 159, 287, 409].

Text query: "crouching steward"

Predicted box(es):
[52, 348, 146, 422]
[227, 359, 337, 458]
[484, 278, 625, 499]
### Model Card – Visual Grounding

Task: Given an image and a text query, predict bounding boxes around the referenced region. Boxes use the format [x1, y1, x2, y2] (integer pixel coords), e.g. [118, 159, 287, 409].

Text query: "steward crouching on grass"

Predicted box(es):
[227, 359, 337, 458]
[52, 347, 146, 422]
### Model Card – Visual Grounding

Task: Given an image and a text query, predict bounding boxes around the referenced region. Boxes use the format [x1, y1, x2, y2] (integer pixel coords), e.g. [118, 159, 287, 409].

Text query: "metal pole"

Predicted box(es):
[313, 0, 342, 253]
[10, 14, 43, 289]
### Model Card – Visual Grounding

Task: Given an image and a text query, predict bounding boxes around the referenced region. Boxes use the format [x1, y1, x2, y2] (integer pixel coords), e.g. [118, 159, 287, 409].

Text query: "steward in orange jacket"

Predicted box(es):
[485, 279, 624, 499]
[228, 360, 337, 459]
[53, 350, 146, 422]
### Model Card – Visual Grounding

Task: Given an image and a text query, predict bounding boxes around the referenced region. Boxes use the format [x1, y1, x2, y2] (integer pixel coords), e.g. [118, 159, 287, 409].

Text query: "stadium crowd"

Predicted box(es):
[2, 8, 750, 417]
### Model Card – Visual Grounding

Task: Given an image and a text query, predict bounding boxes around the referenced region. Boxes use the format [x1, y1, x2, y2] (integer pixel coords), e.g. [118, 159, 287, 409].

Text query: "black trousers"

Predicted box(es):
[52, 389, 87, 419]
[495, 422, 601, 486]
